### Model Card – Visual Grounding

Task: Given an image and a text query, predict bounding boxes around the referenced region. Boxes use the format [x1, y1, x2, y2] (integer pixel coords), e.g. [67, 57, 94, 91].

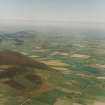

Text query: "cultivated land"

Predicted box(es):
[0, 30, 105, 105]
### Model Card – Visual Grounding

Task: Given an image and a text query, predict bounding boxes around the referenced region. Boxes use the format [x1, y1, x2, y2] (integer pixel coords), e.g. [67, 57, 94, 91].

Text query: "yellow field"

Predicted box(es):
[29, 55, 40, 58]
[90, 64, 105, 69]
[41, 60, 69, 67]
[93, 101, 105, 105]
[0, 65, 16, 69]
[54, 97, 71, 105]
[71, 54, 90, 59]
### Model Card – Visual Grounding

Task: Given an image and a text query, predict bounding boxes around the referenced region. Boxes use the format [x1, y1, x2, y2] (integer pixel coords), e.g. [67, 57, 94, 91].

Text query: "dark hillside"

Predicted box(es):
[0, 50, 49, 70]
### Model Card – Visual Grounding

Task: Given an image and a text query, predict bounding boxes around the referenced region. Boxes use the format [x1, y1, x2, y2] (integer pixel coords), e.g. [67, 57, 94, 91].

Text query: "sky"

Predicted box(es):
[0, 0, 105, 26]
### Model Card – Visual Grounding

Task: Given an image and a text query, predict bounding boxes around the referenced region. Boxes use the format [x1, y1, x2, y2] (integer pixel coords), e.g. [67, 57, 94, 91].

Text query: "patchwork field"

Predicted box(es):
[0, 30, 105, 105]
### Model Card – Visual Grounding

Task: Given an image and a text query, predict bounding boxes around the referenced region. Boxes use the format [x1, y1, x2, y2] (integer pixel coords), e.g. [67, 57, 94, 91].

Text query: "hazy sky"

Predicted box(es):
[0, 0, 105, 25]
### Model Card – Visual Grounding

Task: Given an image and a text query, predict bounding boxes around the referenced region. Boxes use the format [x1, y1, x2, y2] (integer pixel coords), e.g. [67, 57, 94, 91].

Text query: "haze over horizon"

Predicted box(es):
[0, 0, 105, 29]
